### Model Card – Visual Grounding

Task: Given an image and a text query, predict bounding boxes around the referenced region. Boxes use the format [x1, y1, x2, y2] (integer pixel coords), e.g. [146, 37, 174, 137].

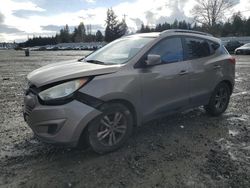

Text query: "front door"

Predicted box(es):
[140, 37, 190, 122]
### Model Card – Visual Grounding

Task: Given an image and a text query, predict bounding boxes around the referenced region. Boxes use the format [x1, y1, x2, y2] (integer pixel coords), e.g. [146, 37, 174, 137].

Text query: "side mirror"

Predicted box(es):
[146, 54, 161, 66]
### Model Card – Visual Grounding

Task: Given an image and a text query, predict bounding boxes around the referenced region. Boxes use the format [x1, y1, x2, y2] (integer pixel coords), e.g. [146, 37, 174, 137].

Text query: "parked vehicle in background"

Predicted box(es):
[224, 40, 243, 52]
[235, 43, 250, 55]
[23, 29, 235, 154]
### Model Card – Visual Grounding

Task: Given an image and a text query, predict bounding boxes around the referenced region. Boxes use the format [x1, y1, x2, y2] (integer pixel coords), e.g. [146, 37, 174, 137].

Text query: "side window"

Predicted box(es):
[149, 37, 184, 64]
[184, 37, 210, 60]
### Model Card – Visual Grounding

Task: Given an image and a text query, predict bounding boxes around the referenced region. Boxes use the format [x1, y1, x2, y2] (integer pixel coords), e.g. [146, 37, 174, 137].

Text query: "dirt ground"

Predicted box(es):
[0, 50, 249, 188]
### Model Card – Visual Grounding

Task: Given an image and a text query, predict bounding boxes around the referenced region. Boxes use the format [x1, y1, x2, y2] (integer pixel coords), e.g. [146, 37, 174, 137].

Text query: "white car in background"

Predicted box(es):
[235, 43, 250, 55]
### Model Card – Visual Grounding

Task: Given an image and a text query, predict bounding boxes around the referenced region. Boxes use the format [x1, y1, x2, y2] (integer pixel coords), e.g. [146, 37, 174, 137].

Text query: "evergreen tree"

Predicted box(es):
[155, 24, 162, 32]
[96, 30, 104, 42]
[55, 33, 61, 43]
[178, 20, 188, 29]
[59, 24, 71, 43]
[117, 18, 128, 36]
[139, 24, 145, 33]
[104, 8, 127, 42]
[85, 34, 96, 42]
[232, 12, 244, 36]
[143, 25, 151, 33]
[162, 22, 171, 30]
[105, 8, 119, 42]
[72, 22, 86, 42]
[77, 22, 86, 41]
[245, 18, 250, 36]
[72, 27, 78, 42]
[221, 21, 232, 36]
[171, 20, 178, 29]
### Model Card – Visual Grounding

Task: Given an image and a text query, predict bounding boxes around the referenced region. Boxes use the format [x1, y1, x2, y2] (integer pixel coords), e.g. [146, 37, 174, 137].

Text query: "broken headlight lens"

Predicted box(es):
[38, 78, 89, 101]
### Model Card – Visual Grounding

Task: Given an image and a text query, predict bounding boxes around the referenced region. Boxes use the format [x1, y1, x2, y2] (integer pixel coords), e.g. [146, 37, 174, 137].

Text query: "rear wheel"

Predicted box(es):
[204, 82, 230, 116]
[88, 103, 133, 154]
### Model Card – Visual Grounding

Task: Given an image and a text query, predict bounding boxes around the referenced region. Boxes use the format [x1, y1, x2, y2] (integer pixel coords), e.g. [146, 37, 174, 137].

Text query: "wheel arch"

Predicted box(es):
[220, 80, 233, 95]
[104, 99, 138, 127]
[77, 98, 139, 148]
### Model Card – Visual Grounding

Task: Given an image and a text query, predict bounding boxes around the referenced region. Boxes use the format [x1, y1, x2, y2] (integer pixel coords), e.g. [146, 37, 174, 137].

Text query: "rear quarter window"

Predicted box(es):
[209, 41, 220, 55]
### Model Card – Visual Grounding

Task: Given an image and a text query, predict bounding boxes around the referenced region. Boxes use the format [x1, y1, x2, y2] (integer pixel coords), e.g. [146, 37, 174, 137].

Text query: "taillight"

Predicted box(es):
[229, 57, 236, 64]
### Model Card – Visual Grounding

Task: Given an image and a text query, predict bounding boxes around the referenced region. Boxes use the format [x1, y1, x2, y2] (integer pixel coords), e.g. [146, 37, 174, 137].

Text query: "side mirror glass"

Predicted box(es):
[146, 54, 161, 66]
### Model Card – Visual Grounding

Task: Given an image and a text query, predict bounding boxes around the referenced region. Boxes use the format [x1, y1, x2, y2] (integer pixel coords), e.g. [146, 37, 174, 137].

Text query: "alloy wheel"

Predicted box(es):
[97, 112, 127, 146]
[214, 87, 228, 110]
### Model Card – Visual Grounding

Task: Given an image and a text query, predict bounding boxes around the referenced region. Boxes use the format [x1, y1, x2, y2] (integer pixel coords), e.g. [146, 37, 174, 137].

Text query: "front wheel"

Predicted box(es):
[204, 82, 231, 116]
[88, 103, 133, 154]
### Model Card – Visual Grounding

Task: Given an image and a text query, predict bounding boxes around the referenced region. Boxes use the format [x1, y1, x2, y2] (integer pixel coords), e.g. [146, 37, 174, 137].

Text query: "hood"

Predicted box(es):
[27, 60, 122, 87]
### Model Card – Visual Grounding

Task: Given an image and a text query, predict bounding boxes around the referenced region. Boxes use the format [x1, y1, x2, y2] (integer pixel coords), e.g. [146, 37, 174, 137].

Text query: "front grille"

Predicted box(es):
[24, 102, 35, 126]
[23, 87, 37, 126]
[24, 113, 32, 126]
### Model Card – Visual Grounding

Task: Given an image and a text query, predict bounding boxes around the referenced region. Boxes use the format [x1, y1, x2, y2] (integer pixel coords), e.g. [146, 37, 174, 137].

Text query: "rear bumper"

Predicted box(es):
[23, 93, 102, 146]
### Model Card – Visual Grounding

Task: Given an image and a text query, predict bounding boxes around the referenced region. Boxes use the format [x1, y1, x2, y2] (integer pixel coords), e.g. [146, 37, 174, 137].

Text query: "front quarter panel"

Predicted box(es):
[78, 68, 142, 125]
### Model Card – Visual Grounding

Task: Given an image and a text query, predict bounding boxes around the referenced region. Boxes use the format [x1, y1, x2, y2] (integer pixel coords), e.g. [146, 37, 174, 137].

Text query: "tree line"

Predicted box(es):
[138, 20, 192, 33]
[19, 23, 104, 47]
[20, 0, 250, 47]
[55, 23, 104, 43]
[20, 8, 127, 47]
[137, 12, 250, 37]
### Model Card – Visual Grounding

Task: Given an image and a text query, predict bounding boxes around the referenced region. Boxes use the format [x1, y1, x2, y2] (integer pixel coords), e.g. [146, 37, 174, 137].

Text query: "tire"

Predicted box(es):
[87, 103, 133, 154]
[204, 82, 230, 116]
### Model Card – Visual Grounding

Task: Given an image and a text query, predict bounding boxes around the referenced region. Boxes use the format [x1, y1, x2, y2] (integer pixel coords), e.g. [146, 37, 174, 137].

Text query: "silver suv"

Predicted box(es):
[24, 30, 235, 153]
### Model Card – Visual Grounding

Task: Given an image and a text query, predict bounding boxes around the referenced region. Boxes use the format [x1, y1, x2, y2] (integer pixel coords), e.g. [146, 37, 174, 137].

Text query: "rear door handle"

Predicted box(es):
[179, 70, 189, 75]
[213, 65, 221, 69]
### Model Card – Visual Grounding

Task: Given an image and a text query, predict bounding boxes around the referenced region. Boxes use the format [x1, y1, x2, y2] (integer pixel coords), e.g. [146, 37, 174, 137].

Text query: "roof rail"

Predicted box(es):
[160, 29, 213, 37]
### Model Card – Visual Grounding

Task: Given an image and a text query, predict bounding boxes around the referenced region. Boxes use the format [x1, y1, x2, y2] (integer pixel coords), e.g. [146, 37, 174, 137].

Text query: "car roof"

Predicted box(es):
[126, 32, 161, 38]
[125, 29, 220, 43]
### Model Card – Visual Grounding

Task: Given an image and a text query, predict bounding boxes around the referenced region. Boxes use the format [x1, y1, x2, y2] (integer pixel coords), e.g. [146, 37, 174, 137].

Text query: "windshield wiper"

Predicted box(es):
[85, 59, 106, 65]
[78, 57, 85, 62]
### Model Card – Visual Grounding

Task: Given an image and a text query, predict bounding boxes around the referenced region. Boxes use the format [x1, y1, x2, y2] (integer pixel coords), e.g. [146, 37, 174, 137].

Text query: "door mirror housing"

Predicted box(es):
[146, 54, 162, 66]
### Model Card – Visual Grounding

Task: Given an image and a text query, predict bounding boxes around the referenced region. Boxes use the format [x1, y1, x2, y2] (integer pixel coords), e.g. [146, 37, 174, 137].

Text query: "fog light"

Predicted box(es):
[47, 124, 58, 134]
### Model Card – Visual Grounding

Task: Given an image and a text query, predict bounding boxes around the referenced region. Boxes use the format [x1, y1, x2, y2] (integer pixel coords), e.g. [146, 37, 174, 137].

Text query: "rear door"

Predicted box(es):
[140, 37, 190, 121]
[182, 37, 221, 106]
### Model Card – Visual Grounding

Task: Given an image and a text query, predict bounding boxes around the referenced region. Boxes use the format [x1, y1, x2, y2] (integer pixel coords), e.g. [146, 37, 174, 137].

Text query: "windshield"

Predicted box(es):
[85, 37, 154, 65]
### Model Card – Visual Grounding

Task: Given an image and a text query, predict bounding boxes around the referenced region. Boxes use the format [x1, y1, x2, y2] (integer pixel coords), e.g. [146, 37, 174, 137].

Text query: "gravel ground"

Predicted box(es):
[0, 50, 249, 188]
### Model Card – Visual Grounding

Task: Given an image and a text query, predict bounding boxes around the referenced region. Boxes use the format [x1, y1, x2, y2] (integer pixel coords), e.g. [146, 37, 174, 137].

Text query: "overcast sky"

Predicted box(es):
[0, 0, 250, 42]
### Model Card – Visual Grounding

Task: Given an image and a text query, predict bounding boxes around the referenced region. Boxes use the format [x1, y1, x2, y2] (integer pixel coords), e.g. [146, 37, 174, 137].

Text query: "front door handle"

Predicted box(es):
[179, 70, 189, 75]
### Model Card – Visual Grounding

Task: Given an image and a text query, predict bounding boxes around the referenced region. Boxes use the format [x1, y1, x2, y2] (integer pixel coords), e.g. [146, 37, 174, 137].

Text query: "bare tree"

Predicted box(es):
[192, 0, 238, 28]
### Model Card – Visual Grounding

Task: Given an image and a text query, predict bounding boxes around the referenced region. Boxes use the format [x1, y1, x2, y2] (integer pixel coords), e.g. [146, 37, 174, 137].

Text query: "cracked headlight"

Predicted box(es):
[39, 78, 89, 101]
